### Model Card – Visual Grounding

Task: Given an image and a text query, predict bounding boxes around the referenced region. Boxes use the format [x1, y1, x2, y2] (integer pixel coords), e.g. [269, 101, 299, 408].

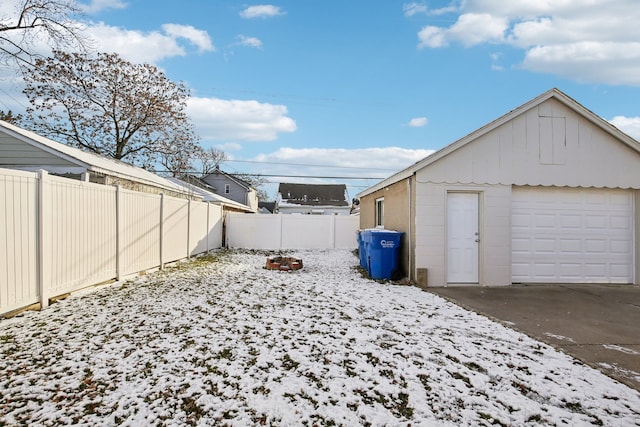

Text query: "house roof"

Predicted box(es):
[165, 177, 254, 212]
[0, 120, 188, 195]
[203, 167, 256, 191]
[356, 88, 640, 198]
[277, 183, 349, 207]
[258, 201, 276, 213]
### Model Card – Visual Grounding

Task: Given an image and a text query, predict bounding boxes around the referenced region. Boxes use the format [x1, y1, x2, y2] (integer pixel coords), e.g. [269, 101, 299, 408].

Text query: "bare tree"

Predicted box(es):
[0, 0, 86, 63]
[194, 147, 228, 176]
[22, 50, 201, 173]
[0, 109, 23, 124]
[234, 172, 270, 202]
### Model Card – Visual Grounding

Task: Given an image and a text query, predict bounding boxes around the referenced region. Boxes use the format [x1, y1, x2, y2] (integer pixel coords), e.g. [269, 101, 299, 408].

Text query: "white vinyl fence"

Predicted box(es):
[226, 213, 359, 250]
[1, 168, 223, 316]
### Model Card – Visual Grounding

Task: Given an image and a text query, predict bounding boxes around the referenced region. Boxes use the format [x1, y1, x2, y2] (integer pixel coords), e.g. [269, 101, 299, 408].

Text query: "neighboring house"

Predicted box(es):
[258, 201, 276, 214]
[201, 167, 258, 212]
[0, 120, 196, 199]
[165, 177, 254, 213]
[276, 183, 351, 215]
[356, 88, 640, 288]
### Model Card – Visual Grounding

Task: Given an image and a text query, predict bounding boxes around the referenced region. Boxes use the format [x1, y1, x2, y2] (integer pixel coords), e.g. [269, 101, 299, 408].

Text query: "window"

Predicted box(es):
[225, 184, 230, 194]
[375, 197, 384, 227]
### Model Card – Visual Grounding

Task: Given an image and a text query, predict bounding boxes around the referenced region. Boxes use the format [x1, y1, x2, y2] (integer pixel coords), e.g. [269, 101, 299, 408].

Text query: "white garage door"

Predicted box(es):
[512, 187, 634, 283]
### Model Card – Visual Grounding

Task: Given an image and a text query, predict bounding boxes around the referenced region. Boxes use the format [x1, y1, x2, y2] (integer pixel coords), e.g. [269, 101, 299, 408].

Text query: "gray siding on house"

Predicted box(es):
[201, 174, 249, 205]
[0, 134, 74, 167]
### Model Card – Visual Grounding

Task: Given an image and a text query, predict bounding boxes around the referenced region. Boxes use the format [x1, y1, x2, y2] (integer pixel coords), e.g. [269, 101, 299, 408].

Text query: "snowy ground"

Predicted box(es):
[1, 249, 639, 426]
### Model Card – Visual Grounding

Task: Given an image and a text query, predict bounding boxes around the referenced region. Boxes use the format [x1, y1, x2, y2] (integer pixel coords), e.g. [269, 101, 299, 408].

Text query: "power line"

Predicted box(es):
[238, 173, 385, 180]
[223, 158, 398, 172]
[157, 170, 386, 180]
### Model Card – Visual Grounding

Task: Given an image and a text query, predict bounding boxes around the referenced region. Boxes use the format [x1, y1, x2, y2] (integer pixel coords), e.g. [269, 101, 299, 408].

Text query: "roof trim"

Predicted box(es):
[204, 167, 256, 191]
[356, 88, 640, 198]
[165, 177, 254, 212]
[0, 120, 188, 194]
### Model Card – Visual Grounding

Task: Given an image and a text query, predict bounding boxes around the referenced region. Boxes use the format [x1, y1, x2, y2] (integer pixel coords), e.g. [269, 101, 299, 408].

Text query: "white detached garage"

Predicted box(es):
[356, 88, 640, 287]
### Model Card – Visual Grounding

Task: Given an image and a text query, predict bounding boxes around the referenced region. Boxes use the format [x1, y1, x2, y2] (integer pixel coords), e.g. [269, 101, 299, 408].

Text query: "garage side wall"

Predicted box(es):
[636, 191, 640, 285]
[359, 178, 412, 279]
[414, 183, 512, 287]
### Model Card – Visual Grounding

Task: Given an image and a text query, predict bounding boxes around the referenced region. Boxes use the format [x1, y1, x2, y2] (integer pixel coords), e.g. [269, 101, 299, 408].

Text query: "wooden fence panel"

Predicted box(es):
[0, 169, 38, 313]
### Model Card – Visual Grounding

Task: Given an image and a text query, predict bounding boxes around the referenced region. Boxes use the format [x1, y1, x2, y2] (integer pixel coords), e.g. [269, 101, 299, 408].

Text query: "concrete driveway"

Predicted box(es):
[426, 284, 640, 391]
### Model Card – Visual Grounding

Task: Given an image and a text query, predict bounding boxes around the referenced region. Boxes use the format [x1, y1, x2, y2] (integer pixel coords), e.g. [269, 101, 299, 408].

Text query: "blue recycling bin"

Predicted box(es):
[364, 230, 404, 280]
[356, 230, 367, 268]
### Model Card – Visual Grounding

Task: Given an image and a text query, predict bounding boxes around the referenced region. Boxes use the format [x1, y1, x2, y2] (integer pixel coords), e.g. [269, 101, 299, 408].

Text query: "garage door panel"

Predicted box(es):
[559, 239, 581, 253]
[610, 215, 632, 230]
[512, 188, 633, 283]
[558, 214, 581, 228]
[585, 215, 607, 229]
[611, 239, 632, 254]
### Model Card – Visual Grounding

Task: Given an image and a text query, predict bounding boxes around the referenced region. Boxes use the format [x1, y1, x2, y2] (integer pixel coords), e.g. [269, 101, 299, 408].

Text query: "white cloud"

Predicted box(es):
[522, 42, 640, 86]
[407, 117, 428, 127]
[245, 146, 433, 199]
[216, 142, 243, 152]
[403, 2, 428, 17]
[80, 0, 127, 14]
[186, 97, 296, 142]
[447, 13, 509, 46]
[239, 5, 285, 19]
[161, 24, 215, 53]
[418, 26, 448, 48]
[87, 22, 214, 63]
[414, 0, 640, 85]
[235, 35, 263, 49]
[610, 116, 640, 141]
[253, 146, 433, 175]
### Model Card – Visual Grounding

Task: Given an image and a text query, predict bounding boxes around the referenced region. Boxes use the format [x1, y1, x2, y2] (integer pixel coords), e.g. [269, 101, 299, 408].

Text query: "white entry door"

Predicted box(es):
[447, 193, 479, 283]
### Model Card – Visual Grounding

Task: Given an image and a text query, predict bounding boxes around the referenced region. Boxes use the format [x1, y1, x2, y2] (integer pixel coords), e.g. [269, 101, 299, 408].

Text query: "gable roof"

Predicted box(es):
[277, 183, 349, 207]
[0, 120, 187, 194]
[203, 167, 255, 191]
[357, 88, 640, 198]
[165, 177, 254, 212]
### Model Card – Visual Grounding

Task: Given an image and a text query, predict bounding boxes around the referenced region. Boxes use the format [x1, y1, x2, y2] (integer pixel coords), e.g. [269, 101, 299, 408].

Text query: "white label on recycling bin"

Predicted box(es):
[380, 240, 395, 248]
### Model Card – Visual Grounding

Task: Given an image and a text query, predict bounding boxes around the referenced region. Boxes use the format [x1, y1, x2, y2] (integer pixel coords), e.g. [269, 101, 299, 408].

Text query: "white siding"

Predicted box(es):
[416, 98, 640, 189]
[415, 183, 512, 287]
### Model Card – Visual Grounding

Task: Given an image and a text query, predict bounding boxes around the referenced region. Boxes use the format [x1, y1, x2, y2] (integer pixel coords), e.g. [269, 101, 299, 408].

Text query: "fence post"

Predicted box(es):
[159, 193, 165, 270]
[330, 215, 336, 249]
[206, 202, 210, 253]
[115, 185, 122, 281]
[278, 214, 284, 249]
[187, 198, 191, 258]
[37, 170, 50, 310]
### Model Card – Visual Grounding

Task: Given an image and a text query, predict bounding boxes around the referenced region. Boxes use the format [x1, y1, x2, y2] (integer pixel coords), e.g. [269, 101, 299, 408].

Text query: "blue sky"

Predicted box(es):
[2, 1, 640, 200]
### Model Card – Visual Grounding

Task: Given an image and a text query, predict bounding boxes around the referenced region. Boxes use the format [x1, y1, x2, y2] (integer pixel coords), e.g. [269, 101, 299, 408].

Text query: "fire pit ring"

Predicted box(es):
[265, 256, 303, 271]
